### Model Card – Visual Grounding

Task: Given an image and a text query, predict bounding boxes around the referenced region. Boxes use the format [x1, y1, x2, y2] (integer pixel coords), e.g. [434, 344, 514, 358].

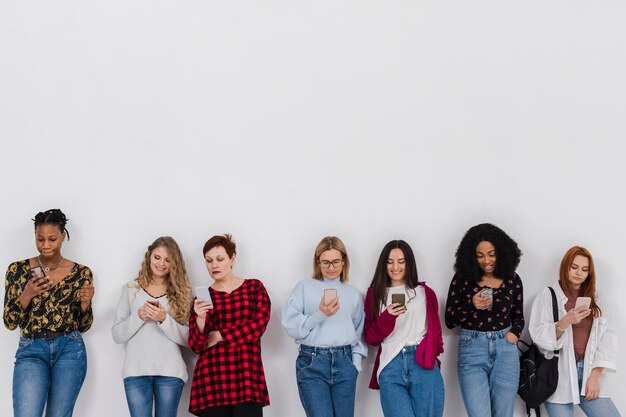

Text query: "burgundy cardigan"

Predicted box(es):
[363, 282, 444, 389]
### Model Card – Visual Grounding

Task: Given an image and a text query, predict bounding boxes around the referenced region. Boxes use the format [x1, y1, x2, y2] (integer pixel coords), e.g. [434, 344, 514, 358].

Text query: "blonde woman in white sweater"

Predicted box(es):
[112, 236, 193, 417]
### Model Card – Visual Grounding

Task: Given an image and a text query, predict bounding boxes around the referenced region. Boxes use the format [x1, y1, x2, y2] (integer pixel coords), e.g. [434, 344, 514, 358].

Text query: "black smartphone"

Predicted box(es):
[391, 293, 406, 307]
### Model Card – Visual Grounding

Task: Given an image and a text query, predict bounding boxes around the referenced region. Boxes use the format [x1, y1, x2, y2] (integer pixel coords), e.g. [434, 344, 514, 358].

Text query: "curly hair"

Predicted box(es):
[134, 236, 192, 324]
[454, 223, 521, 282]
[368, 240, 419, 317]
[33, 209, 70, 240]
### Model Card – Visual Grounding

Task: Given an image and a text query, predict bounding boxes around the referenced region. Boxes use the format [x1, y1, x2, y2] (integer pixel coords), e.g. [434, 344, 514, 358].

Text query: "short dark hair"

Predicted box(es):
[203, 234, 236, 258]
[33, 209, 70, 240]
[453, 223, 521, 282]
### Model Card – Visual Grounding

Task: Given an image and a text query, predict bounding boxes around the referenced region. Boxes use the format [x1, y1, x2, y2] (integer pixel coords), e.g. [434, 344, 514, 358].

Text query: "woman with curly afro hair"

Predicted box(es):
[445, 223, 524, 417]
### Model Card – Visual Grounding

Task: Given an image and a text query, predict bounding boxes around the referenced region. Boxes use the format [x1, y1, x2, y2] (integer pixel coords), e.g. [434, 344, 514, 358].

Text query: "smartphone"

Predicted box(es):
[481, 288, 493, 299]
[574, 296, 591, 309]
[146, 300, 160, 307]
[29, 266, 45, 279]
[391, 293, 406, 307]
[324, 288, 337, 305]
[195, 287, 214, 308]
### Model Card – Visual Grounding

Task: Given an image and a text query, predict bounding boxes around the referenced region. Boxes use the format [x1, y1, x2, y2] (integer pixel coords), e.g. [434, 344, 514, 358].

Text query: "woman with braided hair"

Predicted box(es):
[4, 208, 95, 417]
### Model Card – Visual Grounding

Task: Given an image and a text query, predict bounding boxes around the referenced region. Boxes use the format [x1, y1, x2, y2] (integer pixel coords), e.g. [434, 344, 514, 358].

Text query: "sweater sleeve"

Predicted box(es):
[363, 288, 397, 346]
[220, 280, 271, 347]
[159, 313, 189, 347]
[3, 262, 28, 331]
[281, 280, 328, 340]
[445, 274, 474, 329]
[350, 292, 367, 370]
[111, 286, 146, 344]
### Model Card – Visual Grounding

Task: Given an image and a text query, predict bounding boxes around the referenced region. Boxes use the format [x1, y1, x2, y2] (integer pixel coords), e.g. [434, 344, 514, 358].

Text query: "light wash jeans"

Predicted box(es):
[378, 345, 444, 417]
[296, 345, 358, 417]
[544, 360, 621, 417]
[13, 330, 87, 417]
[123, 375, 184, 417]
[457, 327, 519, 417]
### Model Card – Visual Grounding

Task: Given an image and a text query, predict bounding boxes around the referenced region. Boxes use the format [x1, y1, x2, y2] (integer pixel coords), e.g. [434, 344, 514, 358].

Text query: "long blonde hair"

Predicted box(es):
[135, 236, 192, 324]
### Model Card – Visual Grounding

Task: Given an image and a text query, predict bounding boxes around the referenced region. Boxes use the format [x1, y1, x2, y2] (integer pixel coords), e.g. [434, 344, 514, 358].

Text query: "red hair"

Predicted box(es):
[203, 234, 236, 258]
[558, 246, 601, 318]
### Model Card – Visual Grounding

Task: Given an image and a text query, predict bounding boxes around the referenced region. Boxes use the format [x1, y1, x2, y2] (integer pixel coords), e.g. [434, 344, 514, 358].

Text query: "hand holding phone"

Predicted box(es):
[194, 287, 214, 309]
[391, 293, 406, 307]
[481, 288, 493, 309]
[146, 300, 160, 307]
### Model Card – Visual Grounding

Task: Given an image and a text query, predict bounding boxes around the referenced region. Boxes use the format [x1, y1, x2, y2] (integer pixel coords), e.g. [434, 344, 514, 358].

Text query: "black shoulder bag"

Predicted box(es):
[517, 286, 560, 417]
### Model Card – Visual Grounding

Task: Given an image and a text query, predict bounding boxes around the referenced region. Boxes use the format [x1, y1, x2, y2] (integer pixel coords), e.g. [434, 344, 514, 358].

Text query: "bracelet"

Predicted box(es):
[556, 323, 566, 333]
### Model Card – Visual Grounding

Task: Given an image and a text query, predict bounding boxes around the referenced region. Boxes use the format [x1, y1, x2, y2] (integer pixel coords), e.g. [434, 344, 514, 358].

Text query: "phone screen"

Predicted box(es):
[574, 297, 591, 309]
[195, 287, 214, 308]
[324, 288, 337, 305]
[29, 266, 45, 279]
[391, 293, 406, 307]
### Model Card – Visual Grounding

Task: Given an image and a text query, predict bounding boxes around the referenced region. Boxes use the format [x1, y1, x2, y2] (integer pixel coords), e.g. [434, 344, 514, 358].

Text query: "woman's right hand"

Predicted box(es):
[386, 302, 406, 316]
[562, 305, 592, 327]
[472, 289, 492, 310]
[319, 296, 340, 317]
[194, 298, 213, 319]
[18, 275, 49, 309]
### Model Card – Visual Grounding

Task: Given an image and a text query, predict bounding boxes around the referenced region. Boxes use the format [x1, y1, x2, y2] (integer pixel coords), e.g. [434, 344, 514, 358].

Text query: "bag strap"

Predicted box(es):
[548, 286, 559, 355]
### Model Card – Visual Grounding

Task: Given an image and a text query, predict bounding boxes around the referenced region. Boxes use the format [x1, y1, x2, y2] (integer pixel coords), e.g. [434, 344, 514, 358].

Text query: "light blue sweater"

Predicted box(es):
[281, 277, 367, 371]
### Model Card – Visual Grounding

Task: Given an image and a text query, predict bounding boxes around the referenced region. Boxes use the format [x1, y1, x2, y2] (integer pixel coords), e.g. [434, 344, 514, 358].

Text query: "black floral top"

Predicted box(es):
[445, 272, 524, 337]
[3, 260, 94, 334]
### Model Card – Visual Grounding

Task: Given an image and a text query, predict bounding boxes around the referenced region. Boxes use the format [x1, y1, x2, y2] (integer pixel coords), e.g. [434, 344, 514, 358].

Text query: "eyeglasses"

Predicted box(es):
[319, 259, 343, 268]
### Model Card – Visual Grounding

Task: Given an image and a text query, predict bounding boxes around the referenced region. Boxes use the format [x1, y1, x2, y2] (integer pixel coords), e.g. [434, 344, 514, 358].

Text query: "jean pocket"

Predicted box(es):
[66, 330, 82, 341]
[458, 333, 473, 348]
[18, 337, 33, 349]
[296, 351, 315, 373]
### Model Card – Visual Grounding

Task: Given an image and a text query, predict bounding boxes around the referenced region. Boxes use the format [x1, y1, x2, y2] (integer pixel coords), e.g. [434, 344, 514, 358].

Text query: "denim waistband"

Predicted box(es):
[20, 329, 76, 340]
[299, 344, 352, 355]
[400, 345, 418, 354]
[460, 326, 511, 339]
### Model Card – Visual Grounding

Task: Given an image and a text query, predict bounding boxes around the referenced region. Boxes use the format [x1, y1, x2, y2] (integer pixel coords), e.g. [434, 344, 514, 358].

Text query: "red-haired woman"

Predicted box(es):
[188, 234, 271, 417]
[529, 246, 620, 417]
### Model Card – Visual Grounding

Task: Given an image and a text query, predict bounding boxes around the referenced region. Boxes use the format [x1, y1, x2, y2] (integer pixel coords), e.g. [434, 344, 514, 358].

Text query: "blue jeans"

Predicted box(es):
[13, 331, 87, 417]
[123, 376, 184, 417]
[296, 345, 358, 417]
[457, 327, 519, 417]
[544, 360, 621, 417]
[378, 345, 444, 417]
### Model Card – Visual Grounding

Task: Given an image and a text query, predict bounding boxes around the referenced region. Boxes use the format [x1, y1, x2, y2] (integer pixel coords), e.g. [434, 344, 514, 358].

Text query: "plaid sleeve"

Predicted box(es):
[188, 303, 209, 354]
[220, 280, 271, 347]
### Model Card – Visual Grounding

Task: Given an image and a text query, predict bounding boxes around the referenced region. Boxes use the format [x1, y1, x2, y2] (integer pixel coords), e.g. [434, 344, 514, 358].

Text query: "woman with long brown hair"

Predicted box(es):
[112, 236, 193, 417]
[529, 246, 620, 417]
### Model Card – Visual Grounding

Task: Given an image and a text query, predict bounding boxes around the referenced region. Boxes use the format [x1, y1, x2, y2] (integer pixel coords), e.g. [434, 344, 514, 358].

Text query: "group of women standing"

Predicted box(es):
[3, 208, 622, 417]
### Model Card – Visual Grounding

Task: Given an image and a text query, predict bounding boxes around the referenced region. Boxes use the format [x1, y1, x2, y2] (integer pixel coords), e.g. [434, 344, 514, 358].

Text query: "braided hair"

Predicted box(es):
[33, 209, 70, 240]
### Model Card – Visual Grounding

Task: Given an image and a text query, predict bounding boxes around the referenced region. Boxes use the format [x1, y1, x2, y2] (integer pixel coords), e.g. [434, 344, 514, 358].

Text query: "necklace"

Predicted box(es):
[38, 255, 64, 272]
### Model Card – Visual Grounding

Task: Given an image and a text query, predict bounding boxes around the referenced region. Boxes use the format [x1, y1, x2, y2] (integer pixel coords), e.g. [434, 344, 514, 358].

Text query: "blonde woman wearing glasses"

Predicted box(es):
[282, 236, 367, 417]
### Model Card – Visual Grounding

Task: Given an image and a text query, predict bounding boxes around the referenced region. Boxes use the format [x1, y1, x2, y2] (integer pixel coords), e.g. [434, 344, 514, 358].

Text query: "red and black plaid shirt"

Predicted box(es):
[188, 278, 271, 415]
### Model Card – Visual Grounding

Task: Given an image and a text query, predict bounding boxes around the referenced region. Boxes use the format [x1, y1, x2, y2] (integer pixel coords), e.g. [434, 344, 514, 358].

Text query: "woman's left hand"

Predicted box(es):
[79, 281, 95, 312]
[504, 332, 518, 344]
[585, 370, 602, 400]
[144, 301, 167, 323]
[207, 331, 223, 348]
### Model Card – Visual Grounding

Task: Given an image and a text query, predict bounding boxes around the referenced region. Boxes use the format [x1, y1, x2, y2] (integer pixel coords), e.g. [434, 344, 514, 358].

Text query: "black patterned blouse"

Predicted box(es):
[3, 259, 94, 334]
[444, 272, 524, 337]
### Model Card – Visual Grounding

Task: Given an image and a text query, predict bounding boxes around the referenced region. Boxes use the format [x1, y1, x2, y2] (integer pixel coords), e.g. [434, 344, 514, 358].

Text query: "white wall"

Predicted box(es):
[1, 1, 625, 416]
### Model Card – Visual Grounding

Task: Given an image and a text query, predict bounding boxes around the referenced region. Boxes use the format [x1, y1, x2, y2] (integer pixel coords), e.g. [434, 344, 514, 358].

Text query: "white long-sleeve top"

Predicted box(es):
[111, 283, 190, 382]
[528, 283, 617, 404]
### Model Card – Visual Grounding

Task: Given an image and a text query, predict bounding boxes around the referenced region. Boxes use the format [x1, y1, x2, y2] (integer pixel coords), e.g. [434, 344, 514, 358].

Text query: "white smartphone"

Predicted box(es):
[574, 296, 591, 309]
[195, 287, 214, 308]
